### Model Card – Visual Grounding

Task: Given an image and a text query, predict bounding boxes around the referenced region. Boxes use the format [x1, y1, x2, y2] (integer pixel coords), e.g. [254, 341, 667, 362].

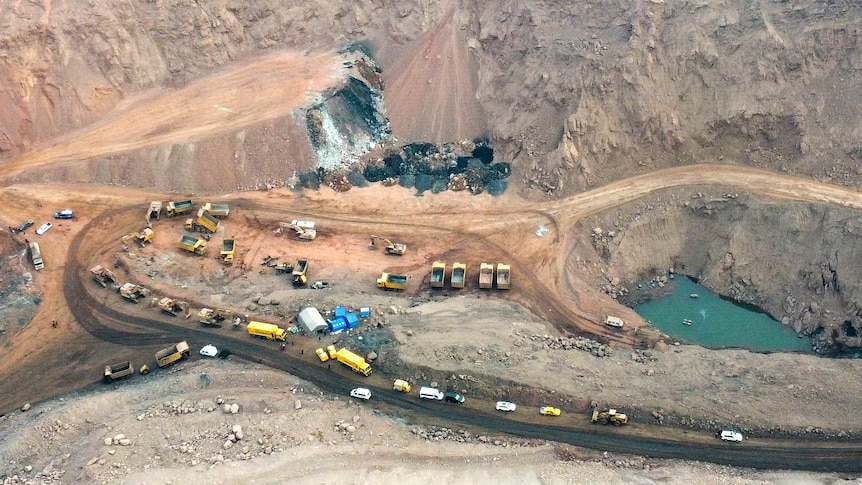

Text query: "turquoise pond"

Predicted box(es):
[633, 277, 813, 353]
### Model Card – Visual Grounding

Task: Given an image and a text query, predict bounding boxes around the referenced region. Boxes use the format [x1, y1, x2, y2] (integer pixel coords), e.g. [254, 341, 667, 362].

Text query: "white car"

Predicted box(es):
[350, 388, 371, 400]
[719, 430, 743, 442]
[495, 401, 517, 412]
[36, 223, 52, 235]
[199, 345, 218, 357]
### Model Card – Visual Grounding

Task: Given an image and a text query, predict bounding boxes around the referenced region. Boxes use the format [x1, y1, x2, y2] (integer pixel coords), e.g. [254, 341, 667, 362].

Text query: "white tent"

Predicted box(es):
[298, 307, 328, 334]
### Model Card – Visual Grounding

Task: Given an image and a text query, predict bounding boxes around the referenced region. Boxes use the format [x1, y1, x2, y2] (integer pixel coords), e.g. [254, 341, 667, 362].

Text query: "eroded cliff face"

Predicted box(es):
[593, 191, 862, 353]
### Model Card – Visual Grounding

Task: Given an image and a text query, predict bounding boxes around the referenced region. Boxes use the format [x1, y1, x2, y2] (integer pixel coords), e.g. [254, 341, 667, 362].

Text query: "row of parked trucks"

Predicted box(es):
[430, 262, 510, 289]
[103, 341, 190, 382]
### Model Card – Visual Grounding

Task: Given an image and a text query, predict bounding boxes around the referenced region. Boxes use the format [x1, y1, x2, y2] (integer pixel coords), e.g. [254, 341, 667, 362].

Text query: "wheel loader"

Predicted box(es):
[591, 408, 629, 426]
[369, 235, 406, 255]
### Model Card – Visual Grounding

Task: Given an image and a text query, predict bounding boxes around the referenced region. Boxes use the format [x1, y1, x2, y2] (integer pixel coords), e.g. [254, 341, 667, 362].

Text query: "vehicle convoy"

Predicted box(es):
[185, 210, 220, 233]
[496, 264, 511, 289]
[479, 263, 494, 289]
[392, 379, 412, 392]
[201, 202, 230, 218]
[155, 341, 190, 368]
[247, 321, 287, 341]
[103, 361, 134, 382]
[280, 220, 316, 240]
[198, 307, 234, 327]
[369, 235, 407, 255]
[335, 348, 372, 376]
[118, 282, 150, 303]
[147, 201, 162, 221]
[122, 228, 154, 246]
[220, 239, 235, 264]
[28, 242, 44, 271]
[177, 235, 208, 254]
[292, 259, 308, 286]
[591, 408, 628, 425]
[157, 297, 190, 317]
[430, 262, 446, 288]
[377, 272, 408, 291]
[90, 265, 116, 287]
[166, 200, 194, 217]
[451, 263, 466, 289]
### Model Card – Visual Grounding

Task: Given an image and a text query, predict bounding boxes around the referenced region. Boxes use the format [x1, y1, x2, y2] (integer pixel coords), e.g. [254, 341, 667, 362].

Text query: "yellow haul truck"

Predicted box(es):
[155, 341, 190, 368]
[185, 210, 220, 233]
[451, 263, 467, 289]
[247, 321, 287, 341]
[166, 200, 193, 217]
[177, 235, 208, 254]
[335, 348, 372, 376]
[430, 262, 446, 288]
[496, 264, 511, 289]
[479, 263, 494, 289]
[220, 239, 235, 264]
[103, 361, 134, 382]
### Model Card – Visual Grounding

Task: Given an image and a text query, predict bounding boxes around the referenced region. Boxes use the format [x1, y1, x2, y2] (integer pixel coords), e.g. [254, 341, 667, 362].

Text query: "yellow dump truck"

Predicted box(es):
[247, 321, 287, 341]
[166, 200, 193, 217]
[292, 259, 308, 286]
[202, 202, 230, 218]
[155, 341, 190, 368]
[103, 361, 134, 382]
[377, 272, 408, 291]
[220, 239, 235, 264]
[496, 264, 511, 289]
[451, 263, 467, 289]
[335, 348, 372, 376]
[185, 210, 220, 233]
[479, 263, 494, 289]
[177, 235, 208, 254]
[430, 262, 446, 288]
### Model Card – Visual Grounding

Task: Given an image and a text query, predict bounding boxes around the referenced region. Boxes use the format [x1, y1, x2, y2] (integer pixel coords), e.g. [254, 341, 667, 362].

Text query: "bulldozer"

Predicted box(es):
[157, 297, 190, 317]
[369, 235, 407, 255]
[121, 228, 154, 247]
[591, 408, 629, 426]
[118, 283, 151, 303]
[279, 221, 316, 240]
[90, 265, 116, 288]
[198, 307, 235, 327]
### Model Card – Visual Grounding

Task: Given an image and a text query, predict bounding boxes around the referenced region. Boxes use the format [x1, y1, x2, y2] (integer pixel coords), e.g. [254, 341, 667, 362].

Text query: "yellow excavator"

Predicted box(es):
[369, 235, 407, 255]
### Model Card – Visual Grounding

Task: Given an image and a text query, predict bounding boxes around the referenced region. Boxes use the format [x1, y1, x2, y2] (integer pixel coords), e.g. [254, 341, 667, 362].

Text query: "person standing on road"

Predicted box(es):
[281, 343, 286, 351]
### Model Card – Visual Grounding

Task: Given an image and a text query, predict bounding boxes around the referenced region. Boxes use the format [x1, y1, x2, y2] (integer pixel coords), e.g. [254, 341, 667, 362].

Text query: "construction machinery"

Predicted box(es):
[292, 259, 308, 286]
[118, 282, 151, 303]
[377, 272, 408, 291]
[90, 265, 116, 287]
[247, 321, 287, 341]
[430, 262, 446, 288]
[451, 263, 466, 289]
[157, 297, 190, 317]
[103, 361, 134, 382]
[155, 341, 190, 368]
[177, 235, 208, 255]
[201, 202, 230, 218]
[591, 408, 629, 426]
[185, 210, 220, 233]
[166, 200, 194, 217]
[220, 239, 235, 264]
[496, 264, 511, 290]
[28, 241, 44, 271]
[479, 263, 494, 289]
[335, 348, 372, 376]
[198, 307, 235, 327]
[122, 228, 154, 247]
[147, 201, 162, 223]
[279, 220, 316, 240]
[274, 262, 294, 274]
[369, 235, 407, 255]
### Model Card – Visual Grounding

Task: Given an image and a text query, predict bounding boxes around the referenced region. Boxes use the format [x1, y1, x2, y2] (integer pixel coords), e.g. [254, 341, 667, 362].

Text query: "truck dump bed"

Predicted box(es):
[178, 235, 207, 254]
[103, 361, 134, 382]
[203, 203, 230, 218]
[220, 239, 235, 263]
[377, 273, 408, 290]
[479, 263, 494, 289]
[430, 262, 445, 288]
[496, 264, 511, 289]
[451, 263, 466, 288]
[155, 341, 190, 368]
[166, 200, 193, 217]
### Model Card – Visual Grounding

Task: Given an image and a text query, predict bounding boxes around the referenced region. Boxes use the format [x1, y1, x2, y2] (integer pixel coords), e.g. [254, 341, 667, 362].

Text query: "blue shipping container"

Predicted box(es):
[345, 313, 359, 329]
[334, 306, 347, 318]
[329, 318, 347, 333]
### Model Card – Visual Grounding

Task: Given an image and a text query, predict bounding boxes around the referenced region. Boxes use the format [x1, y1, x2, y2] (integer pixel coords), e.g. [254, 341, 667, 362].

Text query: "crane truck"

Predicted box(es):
[430, 262, 446, 288]
[155, 341, 190, 368]
[451, 263, 466, 289]
[247, 321, 287, 341]
[166, 200, 193, 217]
[335, 348, 372, 376]
[377, 273, 408, 291]
[479, 263, 494, 289]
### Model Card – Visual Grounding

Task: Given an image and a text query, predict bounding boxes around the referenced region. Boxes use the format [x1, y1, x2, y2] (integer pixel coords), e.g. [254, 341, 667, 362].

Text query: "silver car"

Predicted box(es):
[495, 401, 517, 412]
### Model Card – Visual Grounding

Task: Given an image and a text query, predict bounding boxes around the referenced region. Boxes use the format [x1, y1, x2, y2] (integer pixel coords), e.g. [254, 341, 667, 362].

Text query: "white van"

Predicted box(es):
[419, 386, 444, 400]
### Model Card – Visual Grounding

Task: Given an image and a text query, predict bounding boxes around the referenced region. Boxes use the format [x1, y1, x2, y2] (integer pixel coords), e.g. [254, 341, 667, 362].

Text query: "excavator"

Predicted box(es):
[157, 297, 190, 317]
[279, 221, 316, 240]
[369, 235, 407, 255]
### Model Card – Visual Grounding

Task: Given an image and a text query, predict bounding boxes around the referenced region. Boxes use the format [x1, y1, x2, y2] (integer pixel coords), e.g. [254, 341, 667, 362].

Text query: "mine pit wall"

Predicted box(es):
[595, 190, 862, 354]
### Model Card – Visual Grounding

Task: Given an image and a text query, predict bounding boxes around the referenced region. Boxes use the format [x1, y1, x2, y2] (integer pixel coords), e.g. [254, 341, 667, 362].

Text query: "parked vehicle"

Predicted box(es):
[103, 361, 134, 382]
[315, 348, 329, 362]
[28, 242, 43, 271]
[200, 345, 218, 357]
[719, 430, 743, 442]
[444, 391, 465, 404]
[377, 272, 408, 291]
[430, 262, 446, 288]
[17, 219, 34, 232]
[392, 379, 412, 393]
[496, 264, 511, 289]
[495, 401, 517, 412]
[540, 406, 561, 416]
[54, 209, 73, 219]
[591, 408, 627, 425]
[166, 200, 193, 217]
[349, 388, 372, 400]
[36, 223, 52, 235]
[419, 387, 444, 400]
[155, 341, 190, 368]
[247, 321, 287, 341]
[335, 348, 372, 376]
